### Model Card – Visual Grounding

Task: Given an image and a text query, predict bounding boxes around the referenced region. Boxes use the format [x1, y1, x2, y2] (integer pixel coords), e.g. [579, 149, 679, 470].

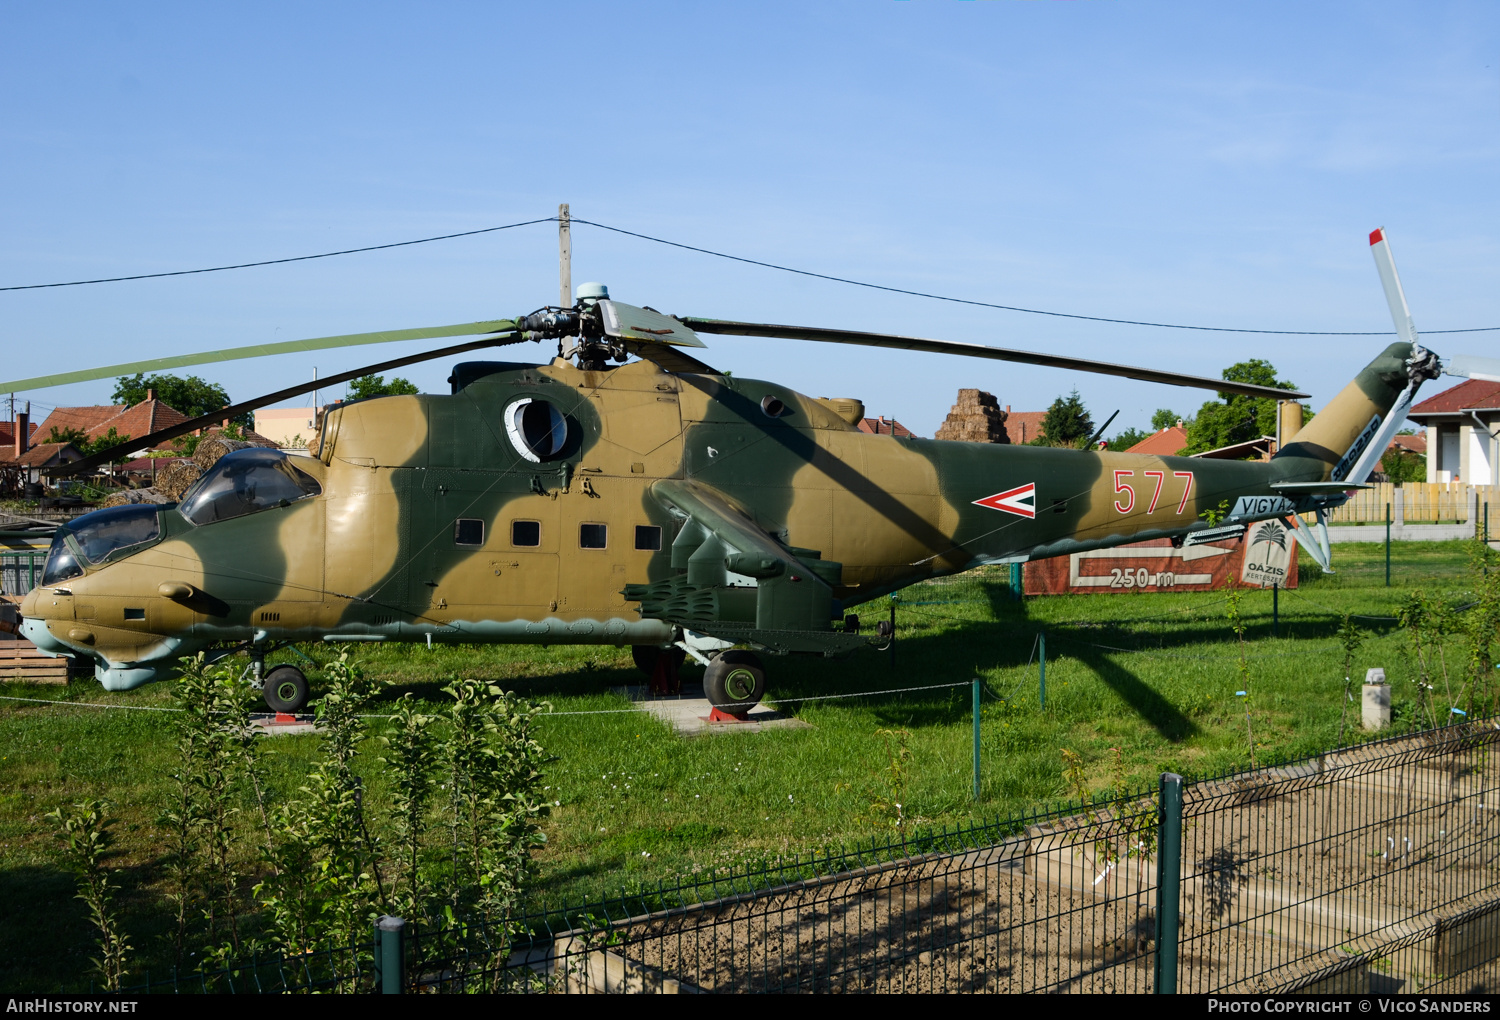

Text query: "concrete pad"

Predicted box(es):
[250, 711, 320, 736]
[614, 684, 811, 738]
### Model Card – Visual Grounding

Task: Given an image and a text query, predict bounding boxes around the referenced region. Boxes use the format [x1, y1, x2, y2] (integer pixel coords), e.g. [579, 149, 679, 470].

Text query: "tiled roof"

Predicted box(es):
[0, 422, 38, 448]
[93, 399, 192, 450]
[1125, 424, 1189, 456]
[33, 399, 228, 453]
[1192, 436, 1276, 461]
[858, 417, 918, 439]
[0, 442, 82, 467]
[1389, 433, 1426, 455]
[1003, 411, 1048, 445]
[35, 405, 126, 439]
[1409, 379, 1500, 416]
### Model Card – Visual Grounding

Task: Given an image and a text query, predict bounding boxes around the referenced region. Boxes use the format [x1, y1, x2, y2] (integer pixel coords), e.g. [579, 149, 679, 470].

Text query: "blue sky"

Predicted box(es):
[2, 1, 1496, 437]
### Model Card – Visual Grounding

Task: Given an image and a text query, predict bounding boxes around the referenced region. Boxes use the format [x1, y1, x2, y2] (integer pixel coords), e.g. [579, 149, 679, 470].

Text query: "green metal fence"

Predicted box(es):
[121, 718, 1500, 994]
[0, 551, 43, 596]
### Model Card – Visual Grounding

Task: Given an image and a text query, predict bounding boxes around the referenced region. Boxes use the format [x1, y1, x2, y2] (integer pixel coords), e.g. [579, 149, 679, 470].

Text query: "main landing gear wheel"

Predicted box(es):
[704, 650, 766, 711]
[263, 665, 309, 714]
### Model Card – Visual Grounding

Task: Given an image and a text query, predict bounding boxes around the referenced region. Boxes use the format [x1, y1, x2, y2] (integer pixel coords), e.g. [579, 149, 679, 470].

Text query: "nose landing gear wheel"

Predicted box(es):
[704, 650, 766, 711]
[263, 665, 309, 714]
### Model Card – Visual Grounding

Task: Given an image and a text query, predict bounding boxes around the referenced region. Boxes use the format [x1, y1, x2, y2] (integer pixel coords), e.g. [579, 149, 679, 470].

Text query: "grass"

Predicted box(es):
[1, 538, 1491, 991]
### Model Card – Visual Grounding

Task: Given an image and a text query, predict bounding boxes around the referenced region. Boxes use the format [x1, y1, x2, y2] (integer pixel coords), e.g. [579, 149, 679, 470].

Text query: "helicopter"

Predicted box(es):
[8, 225, 1497, 714]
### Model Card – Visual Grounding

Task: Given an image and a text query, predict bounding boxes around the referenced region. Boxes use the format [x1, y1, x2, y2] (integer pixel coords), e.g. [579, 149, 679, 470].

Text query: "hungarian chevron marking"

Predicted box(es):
[973, 483, 1036, 519]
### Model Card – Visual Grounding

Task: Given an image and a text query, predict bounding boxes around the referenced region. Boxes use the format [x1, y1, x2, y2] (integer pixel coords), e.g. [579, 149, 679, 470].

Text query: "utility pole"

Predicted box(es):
[558, 203, 572, 308]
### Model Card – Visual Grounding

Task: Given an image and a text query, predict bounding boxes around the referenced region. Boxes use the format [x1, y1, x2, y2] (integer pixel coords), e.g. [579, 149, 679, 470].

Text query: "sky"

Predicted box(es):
[1, 1, 1496, 439]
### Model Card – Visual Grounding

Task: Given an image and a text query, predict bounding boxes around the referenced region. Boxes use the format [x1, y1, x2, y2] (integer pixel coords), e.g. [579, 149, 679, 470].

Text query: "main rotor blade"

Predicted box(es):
[0, 318, 518, 393]
[677, 318, 1311, 400]
[1445, 354, 1500, 383]
[52, 332, 530, 476]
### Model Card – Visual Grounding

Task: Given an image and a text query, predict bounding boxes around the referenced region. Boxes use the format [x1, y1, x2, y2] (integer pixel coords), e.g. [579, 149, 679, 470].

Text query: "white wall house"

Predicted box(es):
[1408, 380, 1500, 485]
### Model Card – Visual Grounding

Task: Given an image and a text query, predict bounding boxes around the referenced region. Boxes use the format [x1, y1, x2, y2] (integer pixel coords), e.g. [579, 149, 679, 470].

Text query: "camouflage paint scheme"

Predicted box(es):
[20, 341, 1421, 692]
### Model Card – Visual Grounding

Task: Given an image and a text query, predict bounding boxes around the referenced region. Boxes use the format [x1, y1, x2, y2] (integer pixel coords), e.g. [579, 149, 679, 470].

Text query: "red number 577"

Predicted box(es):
[1113, 470, 1194, 515]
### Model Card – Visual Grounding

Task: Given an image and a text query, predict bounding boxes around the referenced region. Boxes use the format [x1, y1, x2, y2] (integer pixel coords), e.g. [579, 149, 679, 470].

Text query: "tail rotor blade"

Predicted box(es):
[1369, 228, 1419, 346]
[1445, 354, 1500, 383]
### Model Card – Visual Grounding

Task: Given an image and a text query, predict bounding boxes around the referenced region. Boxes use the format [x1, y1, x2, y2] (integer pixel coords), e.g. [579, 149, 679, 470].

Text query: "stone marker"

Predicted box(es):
[1362, 667, 1390, 731]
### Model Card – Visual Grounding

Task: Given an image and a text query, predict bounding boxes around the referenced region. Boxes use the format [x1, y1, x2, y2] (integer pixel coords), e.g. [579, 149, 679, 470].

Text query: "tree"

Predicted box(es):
[111, 373, 250, 428]
[47, 425, 132, 462]
[1039, 389, 1094, 448]
[1183, 360, 1297, 456]
[1106, 426, 1152, 452]
[1151, 408, 1181, 431]
[1381, 448, 1426, 483]
[346, 374, 418, 401]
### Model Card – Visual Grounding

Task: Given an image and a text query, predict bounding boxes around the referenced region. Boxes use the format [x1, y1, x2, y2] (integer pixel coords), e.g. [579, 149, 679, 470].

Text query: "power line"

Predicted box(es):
[570, 219, 1499, 336]
[0, 218, 557, 292]
[5, 214, 1498, 336]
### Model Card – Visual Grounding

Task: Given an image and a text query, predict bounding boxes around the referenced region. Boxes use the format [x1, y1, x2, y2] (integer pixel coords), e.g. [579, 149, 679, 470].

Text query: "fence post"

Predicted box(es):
[1271, 583, 1278, 638]
[972, 678, 981, 800]
[1009, 561, 1023, 600]
[1385, 501, 1391, 587]
[375, 915, 406, 994]
[1038, 632, 1046, 709]
[1155, 773, 1183, 994]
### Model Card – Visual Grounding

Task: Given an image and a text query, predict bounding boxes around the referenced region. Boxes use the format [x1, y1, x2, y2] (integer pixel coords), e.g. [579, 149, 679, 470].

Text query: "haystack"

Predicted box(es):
[934, 389, 1010, 443]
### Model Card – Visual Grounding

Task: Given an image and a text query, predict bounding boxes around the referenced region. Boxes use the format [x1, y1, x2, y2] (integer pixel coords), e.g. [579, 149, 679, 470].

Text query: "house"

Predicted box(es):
[1192, 436, 1278, 463]
[999, 410, 1045, 445]
[1406, 379, 1500, 484]
[32, 391, 276, 483]
[0, 406, 83, 490]
[1124, 422, 1190, 457]
[857, 416, 918, 438]
[254, 407, 318, 449]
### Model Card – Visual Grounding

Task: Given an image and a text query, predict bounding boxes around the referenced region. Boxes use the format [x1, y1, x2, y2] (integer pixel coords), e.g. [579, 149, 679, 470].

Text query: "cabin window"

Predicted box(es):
[64, 504, 163, 565]
[511, 520, 541, 547]
[454, 519, 484, 546]
[178, 449, 322, 526]
[634, 525, 662, 551]
[41, 530, 83, 585]
[579, 523, 607, 549]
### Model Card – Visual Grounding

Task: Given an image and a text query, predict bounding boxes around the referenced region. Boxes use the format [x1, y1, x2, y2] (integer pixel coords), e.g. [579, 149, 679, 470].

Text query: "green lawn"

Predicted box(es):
[1, 539, 1489, 990]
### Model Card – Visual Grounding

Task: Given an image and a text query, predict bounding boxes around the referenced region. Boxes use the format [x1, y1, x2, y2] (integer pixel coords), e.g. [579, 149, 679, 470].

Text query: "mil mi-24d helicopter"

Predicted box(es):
[8, 224, 1498, 713]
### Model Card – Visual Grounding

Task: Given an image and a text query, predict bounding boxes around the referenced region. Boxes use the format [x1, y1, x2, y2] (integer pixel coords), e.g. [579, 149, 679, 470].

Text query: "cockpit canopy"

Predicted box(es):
[178, 448, 322, 526]
[42, 504, 163, 586]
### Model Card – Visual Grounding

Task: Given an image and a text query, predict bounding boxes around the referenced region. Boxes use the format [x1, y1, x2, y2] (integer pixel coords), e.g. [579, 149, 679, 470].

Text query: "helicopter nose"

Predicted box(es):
[19, 616, 73, 655]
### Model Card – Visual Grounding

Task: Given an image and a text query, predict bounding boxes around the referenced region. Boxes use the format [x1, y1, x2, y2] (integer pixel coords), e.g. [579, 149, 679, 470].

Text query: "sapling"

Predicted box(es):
[1398, 592, 1440, 731]
[47, 800, 131, 991]
[438, 678, 550, 990]
[1226, 587, 1255, 768]
[379, 693, 437, 921]
[1336, 614, 1363, 747]
[440, 678, 550, 926]
[255, 652, 384, 954]
[1462, 536, 1500, 718]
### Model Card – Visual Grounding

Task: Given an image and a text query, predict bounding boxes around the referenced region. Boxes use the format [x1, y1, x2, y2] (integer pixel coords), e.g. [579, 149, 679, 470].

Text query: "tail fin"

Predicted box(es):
[1274, 342, 1438, 482]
